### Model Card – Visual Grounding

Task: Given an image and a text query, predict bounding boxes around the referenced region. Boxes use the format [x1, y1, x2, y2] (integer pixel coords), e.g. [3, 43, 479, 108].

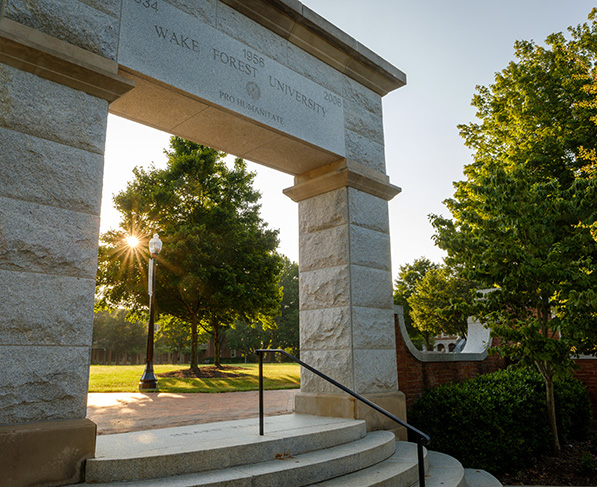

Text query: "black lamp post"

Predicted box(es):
[139, 233, 162, 391]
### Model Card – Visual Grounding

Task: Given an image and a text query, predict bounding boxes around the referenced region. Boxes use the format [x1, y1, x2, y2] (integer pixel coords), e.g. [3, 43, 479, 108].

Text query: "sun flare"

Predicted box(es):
[126, 235, 140, 248]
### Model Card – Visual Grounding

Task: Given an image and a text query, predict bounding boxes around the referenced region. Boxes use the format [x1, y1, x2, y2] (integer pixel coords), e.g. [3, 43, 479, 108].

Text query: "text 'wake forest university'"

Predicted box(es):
[120, 0, 347, 156]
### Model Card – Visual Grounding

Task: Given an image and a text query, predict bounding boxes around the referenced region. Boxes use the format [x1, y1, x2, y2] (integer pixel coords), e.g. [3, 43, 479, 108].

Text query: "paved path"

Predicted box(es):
[87, 389, 298, 435]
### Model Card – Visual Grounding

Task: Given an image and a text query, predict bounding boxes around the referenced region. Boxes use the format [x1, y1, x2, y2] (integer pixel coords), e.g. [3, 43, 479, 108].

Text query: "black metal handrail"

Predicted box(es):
[256, 349, 430, 487]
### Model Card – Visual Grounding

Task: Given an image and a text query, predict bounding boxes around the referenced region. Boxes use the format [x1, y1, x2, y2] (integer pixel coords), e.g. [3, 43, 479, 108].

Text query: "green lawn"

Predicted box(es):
[89, 363, 300, 393]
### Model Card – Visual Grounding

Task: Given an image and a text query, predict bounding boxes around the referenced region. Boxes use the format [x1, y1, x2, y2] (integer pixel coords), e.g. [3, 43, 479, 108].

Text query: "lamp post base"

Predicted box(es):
[138, 380, 158, 391]
[139, 364, 158, 391]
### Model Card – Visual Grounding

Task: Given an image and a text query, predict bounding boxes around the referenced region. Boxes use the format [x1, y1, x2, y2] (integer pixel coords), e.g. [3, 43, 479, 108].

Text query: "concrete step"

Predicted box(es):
[305, 441, 424, 487]
[83, 429, 397, 487]
[86, 414, 368, 483]
[84, 413, 503, 487]
[413, 450, 466, 487]
[464, 468, 503, 487]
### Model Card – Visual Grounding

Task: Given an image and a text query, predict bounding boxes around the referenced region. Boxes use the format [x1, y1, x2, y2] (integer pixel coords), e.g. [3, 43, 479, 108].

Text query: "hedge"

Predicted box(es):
[407, 368, 592, 474]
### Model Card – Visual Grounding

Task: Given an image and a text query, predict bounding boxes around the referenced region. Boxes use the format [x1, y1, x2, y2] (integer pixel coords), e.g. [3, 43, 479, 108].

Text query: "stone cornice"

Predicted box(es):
[219, 0, 406, 96]
[0, 17, 134, 102]
[283, 159, 402, 202]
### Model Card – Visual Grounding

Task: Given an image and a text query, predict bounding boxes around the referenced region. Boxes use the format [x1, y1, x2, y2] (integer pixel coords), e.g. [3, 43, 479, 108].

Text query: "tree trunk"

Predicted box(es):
[213, 319, 221, 368]
[537, 361, 561, 455]
[545, 373, 561, 455]
[190, 315, 199, 369]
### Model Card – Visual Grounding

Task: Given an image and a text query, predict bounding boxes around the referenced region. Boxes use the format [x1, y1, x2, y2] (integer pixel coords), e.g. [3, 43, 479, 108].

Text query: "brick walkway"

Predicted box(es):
[87, 389, 298, 435]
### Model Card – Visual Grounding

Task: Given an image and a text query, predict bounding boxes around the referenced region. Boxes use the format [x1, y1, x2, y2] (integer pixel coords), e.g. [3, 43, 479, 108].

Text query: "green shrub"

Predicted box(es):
[579, 451, 597, 476]
[407, 368, 592, 474]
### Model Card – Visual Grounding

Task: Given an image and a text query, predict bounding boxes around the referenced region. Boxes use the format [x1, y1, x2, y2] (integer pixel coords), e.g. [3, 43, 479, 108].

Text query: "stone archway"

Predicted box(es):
[0, 1, 406, 485]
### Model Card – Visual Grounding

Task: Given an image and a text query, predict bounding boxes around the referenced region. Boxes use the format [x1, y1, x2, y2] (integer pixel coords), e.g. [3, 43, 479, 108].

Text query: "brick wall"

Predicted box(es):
[573, 358, 597, 418]
[395, 312, 597, 417]
[394, 313, 506, 409]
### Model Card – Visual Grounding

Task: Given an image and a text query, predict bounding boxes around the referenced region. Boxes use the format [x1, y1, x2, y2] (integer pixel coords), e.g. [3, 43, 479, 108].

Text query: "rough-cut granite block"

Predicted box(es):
[300, 349, 354, 393]
[0, 196, 101, 279]
[299, 265, 350, 311]
[79, 0, 121, 18]
[0, 63, 109, 154]
[342, 76, 382, 117]
[299, 225, 348, 272]
[300, 307, 352, 351]
[167, 0, 216, 25]
[0, 127, 104, 215]
[349, 225, 391, 271]
[352, 307, 396, 350]
[284, 40, 344, 94]
[348, 188, 390, 234]
[350, 265, 393, 310]
[0, 345, 90, 424]
[0, 269, 95, 347]
[299, 188, 347, 235]
[4, 0, 120, 59]
[344, 99, 384, 145]
[345, 129, 385, 172]
[353, 349, 399, 394]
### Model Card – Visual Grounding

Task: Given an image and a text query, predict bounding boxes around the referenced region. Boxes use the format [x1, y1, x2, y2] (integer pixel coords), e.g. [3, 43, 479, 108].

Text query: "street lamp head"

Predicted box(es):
[148, 233, 162, 256]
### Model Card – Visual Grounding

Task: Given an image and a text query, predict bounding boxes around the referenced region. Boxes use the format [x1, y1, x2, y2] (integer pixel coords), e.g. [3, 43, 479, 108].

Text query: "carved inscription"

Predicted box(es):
[213, 48, 258, 77]
[154, 25, 200, 52]
[135, 0, 159, 12]
[121, 0, 345, 155]
[269, 76, 326, 117]
[219, 90, 285, 124]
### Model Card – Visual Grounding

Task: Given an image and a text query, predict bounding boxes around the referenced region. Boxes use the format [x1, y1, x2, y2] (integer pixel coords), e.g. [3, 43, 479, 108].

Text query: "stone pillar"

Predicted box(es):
[285, 160, 406, 434]
[0, 8, 133, 486]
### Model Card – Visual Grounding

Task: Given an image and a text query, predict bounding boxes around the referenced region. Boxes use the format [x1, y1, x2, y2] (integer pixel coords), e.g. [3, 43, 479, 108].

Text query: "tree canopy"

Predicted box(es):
[271, 257, 299, 356]
[430, 12, 597, 454]
[96, 137, 283, 368]
[408, 266, 475, 346]
[92, 310, 146, 359]
[225, 257, 299, 359]
[393, 258, 440, 349]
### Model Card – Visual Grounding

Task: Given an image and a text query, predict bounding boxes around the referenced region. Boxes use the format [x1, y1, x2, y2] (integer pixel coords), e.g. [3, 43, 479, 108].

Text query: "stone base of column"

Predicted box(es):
[0, 418, 96, 486]
[295, 391, 407, 440]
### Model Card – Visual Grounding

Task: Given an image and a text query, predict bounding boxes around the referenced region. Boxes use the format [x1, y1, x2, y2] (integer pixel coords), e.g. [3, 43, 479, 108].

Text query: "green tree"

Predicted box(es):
[393, 258, 440, 349]
[96, 137, 283, 368]
[225, 257, 299, 359]
[431, 15, 597, 454]
[225, 320, 271, 361]
[92, 310, 146, 361]
[271, 258, 299, 356]
[155, 316, 196, 364]
[408, 266, 475, 348]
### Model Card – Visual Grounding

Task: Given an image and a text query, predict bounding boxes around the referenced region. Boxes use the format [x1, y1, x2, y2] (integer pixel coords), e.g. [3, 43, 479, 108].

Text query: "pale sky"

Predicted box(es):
[102, 0, 596, 276]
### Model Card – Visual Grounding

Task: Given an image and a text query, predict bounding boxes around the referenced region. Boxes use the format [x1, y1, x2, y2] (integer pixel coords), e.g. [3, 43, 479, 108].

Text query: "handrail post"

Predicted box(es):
[417, 439, 426, 487]
[258, 350, 264, 436]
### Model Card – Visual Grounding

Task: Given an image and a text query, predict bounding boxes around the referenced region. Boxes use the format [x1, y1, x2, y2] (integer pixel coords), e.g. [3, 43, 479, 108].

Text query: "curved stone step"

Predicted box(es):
[464, 468, 503, 487]
[306, 440, 425, 487]
[415, 450, 466, 487]
[83, 430, 396, 487]
[86, 414, 367, 483]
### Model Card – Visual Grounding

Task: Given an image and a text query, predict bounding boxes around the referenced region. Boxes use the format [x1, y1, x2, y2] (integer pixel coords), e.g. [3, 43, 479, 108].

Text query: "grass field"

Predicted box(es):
[89, 363, 300, 393]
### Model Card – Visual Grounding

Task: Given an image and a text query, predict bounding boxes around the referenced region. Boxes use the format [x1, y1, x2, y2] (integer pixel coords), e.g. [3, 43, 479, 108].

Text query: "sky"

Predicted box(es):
[102, 0, 596, 276]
